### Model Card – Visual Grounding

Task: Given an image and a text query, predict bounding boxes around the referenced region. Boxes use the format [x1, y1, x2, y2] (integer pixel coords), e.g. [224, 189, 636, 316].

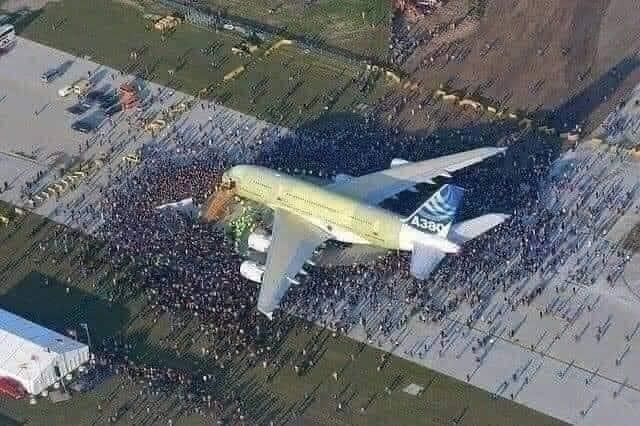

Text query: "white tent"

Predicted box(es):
[0, 308, 89, 395]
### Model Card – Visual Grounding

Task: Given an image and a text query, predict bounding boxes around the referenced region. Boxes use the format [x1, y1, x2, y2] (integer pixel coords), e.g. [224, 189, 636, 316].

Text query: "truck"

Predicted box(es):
[72, 79, 91, 95]
[41, 69, 59, 83]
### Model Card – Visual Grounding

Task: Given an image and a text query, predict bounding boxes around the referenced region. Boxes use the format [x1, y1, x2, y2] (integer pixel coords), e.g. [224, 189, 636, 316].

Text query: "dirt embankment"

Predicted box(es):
[388, 0, 640, 132]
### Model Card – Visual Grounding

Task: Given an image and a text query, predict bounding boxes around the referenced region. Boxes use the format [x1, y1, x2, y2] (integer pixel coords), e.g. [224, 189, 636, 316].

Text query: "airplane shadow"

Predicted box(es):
[255, 55, 639, 219]
[252, 56, 638, 321]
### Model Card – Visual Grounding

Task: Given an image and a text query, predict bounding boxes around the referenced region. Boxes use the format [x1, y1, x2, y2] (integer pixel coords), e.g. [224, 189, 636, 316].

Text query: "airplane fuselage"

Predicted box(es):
[226, 165, 458, 253]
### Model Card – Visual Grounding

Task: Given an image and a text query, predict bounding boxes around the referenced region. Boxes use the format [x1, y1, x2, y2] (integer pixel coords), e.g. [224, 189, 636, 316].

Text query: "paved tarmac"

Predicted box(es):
[0, 37, 287, 227]
[2, 37, 640, 425]
[325, 145, 640, 426]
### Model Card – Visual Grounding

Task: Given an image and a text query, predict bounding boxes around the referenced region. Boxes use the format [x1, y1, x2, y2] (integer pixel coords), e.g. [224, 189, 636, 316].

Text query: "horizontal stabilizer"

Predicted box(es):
[449, 213, 510, 244]
[410, 243, 446, 279]
[155, 198, 199, 219]
[156, 197, 193, 210]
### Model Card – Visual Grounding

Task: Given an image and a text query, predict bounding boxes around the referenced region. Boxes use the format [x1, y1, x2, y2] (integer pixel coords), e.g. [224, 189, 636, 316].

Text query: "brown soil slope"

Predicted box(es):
[392, 0, 640, 131]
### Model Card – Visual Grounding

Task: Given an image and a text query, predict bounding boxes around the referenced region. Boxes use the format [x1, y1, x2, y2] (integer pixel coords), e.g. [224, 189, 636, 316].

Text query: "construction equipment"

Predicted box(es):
[154, 16, 182, 32]
[201, 184, 235, 223]
[144, 118, 166, 133]
[72, 79, 91, 95]
[119, 82, 139, 111]
[232, 41, 259, 56]
[123, 152, 141, 164]
[167, 101, 190, 118]
[223, 66, 246, 82]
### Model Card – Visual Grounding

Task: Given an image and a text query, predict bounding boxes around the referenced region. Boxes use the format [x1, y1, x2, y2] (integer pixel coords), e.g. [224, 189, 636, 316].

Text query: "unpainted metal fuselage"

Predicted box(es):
[224, 165, 458, 253]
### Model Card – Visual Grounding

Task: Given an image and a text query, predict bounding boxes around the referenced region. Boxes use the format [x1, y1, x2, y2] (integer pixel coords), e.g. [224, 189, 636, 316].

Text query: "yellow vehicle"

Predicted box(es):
[144, 118, 166, 133]
[123, 153, 141, 164]
[154, 16, 181, 31]
[169, 101, 189, 115]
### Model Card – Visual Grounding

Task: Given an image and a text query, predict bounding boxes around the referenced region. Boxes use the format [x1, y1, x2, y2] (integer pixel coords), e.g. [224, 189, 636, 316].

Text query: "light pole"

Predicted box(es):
[79, 322, 91, 350]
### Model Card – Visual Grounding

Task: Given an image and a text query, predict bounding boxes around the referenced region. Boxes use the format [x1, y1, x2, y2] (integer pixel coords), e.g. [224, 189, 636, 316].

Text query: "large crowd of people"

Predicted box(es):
[90, 98, 636, 355]
[18, 59, 639, 422]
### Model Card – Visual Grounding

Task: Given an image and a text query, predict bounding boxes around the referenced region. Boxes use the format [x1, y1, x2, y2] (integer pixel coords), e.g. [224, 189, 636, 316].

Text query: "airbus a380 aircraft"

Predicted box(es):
[214, 147, 510, 319]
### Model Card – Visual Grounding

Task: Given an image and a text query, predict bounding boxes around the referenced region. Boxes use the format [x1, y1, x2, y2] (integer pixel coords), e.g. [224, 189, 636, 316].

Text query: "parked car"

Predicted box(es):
[58, 85, 73, 97]
[72, 78, 91, 95]
[66, 103, 92, 115]
[40, 68, 59, 83]
[84, 90, 105, 103]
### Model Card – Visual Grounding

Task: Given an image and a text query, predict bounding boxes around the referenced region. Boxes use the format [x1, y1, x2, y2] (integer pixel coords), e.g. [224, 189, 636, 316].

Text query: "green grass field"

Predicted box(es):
[203, 0, 392, 61]
[10, 0, 386, 127]
[0, 202, 565, 425]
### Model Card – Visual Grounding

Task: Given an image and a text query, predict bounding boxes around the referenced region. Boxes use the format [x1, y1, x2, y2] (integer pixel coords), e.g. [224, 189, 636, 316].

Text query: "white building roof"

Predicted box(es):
[0, 308, 89, 395]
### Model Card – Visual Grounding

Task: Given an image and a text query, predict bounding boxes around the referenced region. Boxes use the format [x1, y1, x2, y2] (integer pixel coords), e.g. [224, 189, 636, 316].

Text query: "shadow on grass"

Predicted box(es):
[0, 273, 289, 423]
[0, 413, 24, 426]
[122, 328, 288, 425]
[4, 8, 42, 34]
[0, 271, 130, 342]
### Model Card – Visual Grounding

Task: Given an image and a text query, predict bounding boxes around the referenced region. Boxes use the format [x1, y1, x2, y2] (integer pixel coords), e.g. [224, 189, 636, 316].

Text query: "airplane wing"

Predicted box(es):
[410, 243, 446, 280]
[449, 213, 510, 244]
[257, 209, 329, 318]
[330, 147, 506, 205]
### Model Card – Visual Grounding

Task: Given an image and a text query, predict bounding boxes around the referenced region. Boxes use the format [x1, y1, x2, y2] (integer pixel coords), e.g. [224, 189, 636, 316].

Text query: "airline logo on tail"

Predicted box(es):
[405, 184, 464, 237]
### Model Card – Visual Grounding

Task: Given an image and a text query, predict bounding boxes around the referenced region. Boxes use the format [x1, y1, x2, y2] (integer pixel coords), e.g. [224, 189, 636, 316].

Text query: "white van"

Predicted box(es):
[58, 85, 73, 97]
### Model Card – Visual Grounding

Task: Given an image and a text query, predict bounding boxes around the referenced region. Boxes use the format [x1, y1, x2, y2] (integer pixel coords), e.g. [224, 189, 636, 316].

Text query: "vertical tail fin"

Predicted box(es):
[404, 184, 464, 237]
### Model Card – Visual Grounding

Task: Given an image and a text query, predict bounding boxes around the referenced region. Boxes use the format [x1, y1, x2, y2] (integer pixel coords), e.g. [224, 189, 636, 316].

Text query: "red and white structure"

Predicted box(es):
[0, 308, 89, 396]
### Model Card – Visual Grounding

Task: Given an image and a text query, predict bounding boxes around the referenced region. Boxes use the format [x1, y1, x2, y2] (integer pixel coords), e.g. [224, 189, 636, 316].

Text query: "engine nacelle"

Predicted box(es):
[240, 260, 264, 283]
[248, 232, 271, 253]
[240, 260, 308, 285]
[391, 158, 410, 168]
[333, 173, 352, 183]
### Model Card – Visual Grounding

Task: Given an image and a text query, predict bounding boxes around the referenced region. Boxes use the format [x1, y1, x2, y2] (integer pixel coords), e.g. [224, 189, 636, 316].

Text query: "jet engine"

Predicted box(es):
[247, 232, 272, 253]
[390, 158, 410, 168]
[333, 173, 352, 183]
[240, 260, 265, 283]
[239, 260, 307, 285]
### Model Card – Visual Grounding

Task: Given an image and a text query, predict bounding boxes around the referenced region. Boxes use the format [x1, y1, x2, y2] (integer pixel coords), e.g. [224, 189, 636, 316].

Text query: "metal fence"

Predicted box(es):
[153, 0, 393, 70]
